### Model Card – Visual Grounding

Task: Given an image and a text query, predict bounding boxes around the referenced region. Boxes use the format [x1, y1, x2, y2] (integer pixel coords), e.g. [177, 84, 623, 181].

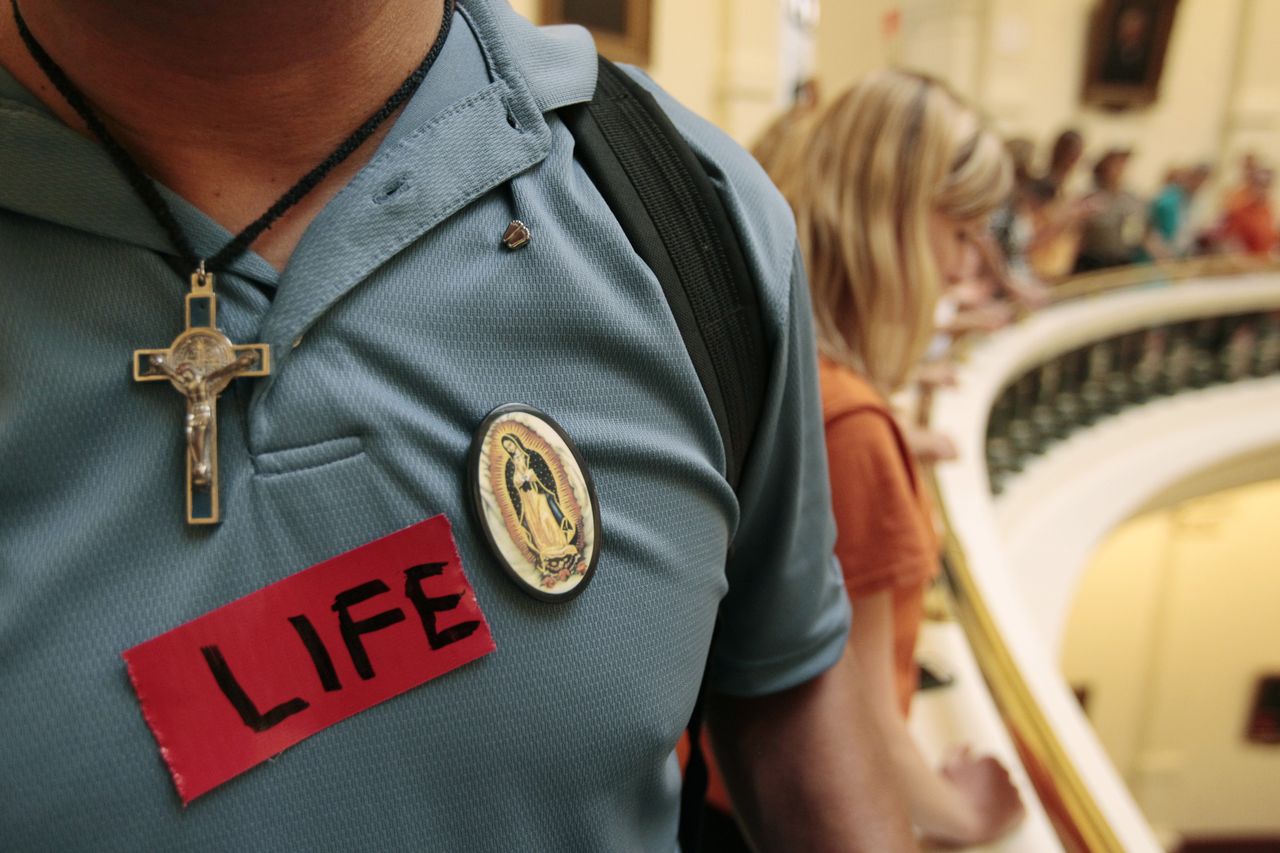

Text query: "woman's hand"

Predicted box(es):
[939, 747, 1026, 845]
[904, 427, 959, 465]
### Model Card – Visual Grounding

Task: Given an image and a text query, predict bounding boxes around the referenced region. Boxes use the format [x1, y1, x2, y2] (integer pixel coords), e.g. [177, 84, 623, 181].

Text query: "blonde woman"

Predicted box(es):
[778, 71, 1025, 847]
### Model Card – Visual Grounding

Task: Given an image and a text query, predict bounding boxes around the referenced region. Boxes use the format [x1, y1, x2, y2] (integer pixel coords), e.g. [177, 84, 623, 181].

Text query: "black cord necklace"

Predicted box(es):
[9, 0, 456, 526]
[10, 0, 455, 274]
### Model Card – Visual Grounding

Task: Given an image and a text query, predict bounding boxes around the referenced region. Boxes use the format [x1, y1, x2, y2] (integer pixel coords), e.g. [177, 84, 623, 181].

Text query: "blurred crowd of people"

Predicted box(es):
[756, 89, 1280, 472]
[694, 73, 1280, 851]
[997, 131, 1277, 281]
[697, 71, 1030, 852]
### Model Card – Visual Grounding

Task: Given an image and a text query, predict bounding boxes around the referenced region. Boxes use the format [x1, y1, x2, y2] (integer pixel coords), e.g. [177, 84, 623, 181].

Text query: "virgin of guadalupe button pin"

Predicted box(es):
[468, 404, 601, 602]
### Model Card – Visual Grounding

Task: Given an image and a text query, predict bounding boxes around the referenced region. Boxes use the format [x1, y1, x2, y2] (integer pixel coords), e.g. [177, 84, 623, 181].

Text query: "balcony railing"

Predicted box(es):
[925, 259, 1280, 852]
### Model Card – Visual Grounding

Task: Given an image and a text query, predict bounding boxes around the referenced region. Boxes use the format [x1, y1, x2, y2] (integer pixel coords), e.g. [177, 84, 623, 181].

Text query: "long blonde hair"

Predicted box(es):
[751, 103, 819, 195]
[777, 71, 1011, 392]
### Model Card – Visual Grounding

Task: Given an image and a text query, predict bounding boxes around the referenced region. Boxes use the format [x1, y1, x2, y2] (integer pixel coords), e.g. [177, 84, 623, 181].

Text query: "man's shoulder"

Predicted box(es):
[611, 67, 790, 220]
[611, 66, 799, 306]
[476, 0, 799, 311]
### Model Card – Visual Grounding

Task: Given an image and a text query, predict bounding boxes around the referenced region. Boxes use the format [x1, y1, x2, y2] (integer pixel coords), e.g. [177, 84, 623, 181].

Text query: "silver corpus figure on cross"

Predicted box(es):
[133, 265, 270, 525]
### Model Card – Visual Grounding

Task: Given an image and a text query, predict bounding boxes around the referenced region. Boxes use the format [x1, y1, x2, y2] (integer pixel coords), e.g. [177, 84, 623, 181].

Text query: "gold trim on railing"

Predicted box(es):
[1049, 255, 1280, 304]
[930, 485, 1124, 853]
[925, 259, 1280, 851]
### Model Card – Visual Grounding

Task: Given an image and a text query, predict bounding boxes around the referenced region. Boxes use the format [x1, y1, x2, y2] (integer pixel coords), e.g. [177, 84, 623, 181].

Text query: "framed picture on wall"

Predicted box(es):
[541, 0, 652, 66]
[1245, 674, 1280, 745]
[1082, 0, 1181, 109]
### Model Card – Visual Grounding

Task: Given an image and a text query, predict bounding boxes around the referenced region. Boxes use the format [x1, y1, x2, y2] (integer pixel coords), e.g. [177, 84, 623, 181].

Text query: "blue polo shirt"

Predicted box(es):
[0, 1, 850, 849]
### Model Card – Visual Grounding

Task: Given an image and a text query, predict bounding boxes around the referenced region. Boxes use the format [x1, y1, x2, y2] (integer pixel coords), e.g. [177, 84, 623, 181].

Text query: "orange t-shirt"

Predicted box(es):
[698, 358, 941, 814]
[1221, 192, 1278, 255]
[819, 357, 939, 715]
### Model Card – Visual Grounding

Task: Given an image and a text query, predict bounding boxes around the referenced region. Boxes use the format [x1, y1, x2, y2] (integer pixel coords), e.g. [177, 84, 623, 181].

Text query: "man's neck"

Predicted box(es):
[0, 0, 446, 271]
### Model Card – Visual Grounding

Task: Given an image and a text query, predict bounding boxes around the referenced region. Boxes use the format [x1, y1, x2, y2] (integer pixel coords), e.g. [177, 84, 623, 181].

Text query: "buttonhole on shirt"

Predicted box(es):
[506, 111, 522, 132]
[373, 176, 412, 205]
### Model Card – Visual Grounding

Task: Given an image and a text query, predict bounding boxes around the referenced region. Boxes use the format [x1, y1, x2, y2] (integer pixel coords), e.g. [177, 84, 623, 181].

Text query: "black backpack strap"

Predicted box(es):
[560, 56, 768, 491]
[561, 56, 769, 851]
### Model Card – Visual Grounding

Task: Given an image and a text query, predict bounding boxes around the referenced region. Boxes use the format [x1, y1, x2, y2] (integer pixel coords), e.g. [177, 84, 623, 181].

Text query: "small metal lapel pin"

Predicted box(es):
[502, 220, 532, 250]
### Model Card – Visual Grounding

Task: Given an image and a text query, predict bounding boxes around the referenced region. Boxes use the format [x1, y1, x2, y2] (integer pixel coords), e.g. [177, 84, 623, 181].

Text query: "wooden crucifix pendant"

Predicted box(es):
[133, 265, 270, 525]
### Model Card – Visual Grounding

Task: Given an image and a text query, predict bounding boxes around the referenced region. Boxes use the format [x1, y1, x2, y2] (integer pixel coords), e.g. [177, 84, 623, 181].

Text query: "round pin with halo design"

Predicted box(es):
[468, 404, 601, 602]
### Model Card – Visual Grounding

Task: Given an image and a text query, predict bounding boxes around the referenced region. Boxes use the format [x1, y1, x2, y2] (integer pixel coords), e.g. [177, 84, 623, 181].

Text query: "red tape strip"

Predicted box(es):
[123, 515, 495, 804]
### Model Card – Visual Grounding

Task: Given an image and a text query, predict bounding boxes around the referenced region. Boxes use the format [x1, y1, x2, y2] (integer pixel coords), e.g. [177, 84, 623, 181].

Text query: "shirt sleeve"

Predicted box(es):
[825, 409, 936, 599]
[708, 245, 852, 697]
[1150, 192, 1179, 241]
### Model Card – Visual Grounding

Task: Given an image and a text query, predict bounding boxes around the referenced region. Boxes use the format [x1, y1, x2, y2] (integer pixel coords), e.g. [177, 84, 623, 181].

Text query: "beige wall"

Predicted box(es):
[507, 0, 789, 146]
[1061, 479, 1280, 839]
[831, 0, 1280, 199]
[1224, 0, 1280, 187]
[700, 0, 785, 144]
[510, 1, 1280, 189]
[813, 0, 898, 101]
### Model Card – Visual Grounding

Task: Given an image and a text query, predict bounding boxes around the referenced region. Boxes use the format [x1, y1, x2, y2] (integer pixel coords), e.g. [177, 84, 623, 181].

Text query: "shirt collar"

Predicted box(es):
[262, 0, 598, 363]
[468, 0, 597, 112]
[0, 0, 599, 361]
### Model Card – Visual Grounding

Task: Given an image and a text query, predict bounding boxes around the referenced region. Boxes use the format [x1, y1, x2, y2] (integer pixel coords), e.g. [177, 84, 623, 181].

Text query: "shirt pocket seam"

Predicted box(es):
[252, 435, 366, 478]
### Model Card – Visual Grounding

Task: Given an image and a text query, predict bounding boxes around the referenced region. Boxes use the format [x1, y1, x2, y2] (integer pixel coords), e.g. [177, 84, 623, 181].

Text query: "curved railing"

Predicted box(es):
[925, 259, 1280, 852]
